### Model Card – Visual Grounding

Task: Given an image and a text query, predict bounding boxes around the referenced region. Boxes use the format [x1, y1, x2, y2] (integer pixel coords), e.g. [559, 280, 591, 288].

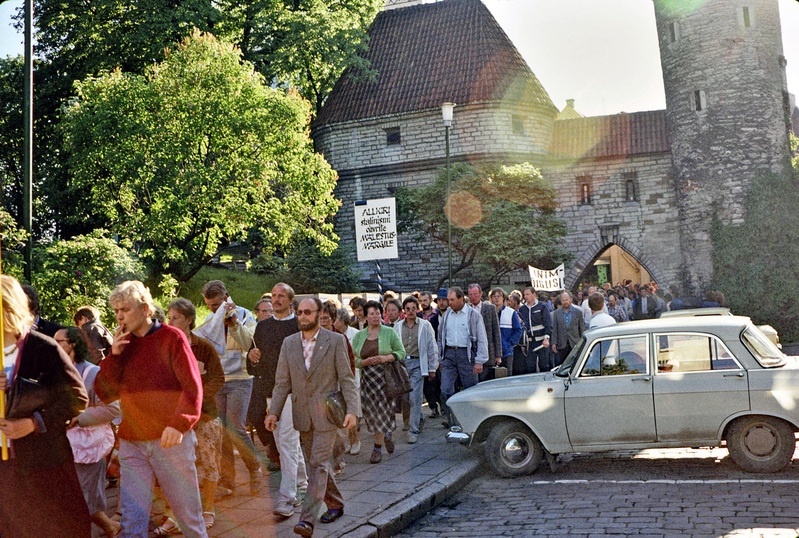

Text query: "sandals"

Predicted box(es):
[154, 517, 181, 536]
[203, 512, 215, 529]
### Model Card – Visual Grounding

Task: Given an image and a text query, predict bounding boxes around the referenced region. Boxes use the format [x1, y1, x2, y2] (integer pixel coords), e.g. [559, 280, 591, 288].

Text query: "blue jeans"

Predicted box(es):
[526, 345, 552, 372]
[406, 358, 424, 434]
[440, 348, 477, 425]
[216, 378, 260, 488]
[119, 431, 206, 538]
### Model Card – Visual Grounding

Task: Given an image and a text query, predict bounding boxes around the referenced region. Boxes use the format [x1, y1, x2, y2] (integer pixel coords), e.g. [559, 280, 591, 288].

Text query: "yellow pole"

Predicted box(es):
[0, 238, 8, 460]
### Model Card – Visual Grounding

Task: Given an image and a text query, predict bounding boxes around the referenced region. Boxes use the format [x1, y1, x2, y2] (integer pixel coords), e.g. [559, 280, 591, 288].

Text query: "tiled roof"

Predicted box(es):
[315, 0, 556, 126]
[549, 110, 672, 159]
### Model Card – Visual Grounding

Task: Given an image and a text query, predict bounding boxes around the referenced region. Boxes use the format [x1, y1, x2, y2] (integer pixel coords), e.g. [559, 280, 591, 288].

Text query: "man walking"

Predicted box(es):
[466, 284, 502, 382]
[248, 283, 308, 517]
[551, 291, 585, 367]
[95, 281, 206, 537]
[266, 297, 360, 538]
[194, 280, 262, 497]
[518, 287, 552, 373]
[393, 296, 438, 443]
[438, 287, 488, 427]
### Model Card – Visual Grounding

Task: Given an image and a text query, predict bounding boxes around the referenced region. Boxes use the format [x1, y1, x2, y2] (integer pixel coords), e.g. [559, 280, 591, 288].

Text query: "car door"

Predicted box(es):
[565, 334, 656, 447]
[652, 332, 749, 442]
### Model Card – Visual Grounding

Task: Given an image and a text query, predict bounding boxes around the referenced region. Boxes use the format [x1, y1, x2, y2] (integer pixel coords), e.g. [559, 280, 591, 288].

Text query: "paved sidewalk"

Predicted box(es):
[97, 412, 483, 537]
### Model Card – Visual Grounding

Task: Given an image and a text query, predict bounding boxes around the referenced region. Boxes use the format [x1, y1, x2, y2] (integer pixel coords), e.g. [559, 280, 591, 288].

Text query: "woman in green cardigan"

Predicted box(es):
[352, 300, 405, 464]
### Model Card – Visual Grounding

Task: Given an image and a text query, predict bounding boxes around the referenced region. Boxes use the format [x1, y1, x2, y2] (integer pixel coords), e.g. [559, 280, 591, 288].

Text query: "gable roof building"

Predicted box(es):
[312, 0, 791, 295]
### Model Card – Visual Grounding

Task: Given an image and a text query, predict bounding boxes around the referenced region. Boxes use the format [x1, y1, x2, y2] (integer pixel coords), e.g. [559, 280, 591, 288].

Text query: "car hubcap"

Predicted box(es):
[745, 425, 778, 457]
[501, 434, 532, 467]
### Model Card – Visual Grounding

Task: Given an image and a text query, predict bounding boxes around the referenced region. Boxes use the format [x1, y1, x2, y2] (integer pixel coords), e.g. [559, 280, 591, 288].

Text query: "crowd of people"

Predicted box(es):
[1, 273, 724, 538]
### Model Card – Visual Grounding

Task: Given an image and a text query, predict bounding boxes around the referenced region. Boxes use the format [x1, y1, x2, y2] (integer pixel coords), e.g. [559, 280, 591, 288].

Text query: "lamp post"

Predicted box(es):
[441, 102, 455, 287]
[23, 0, 33, 282]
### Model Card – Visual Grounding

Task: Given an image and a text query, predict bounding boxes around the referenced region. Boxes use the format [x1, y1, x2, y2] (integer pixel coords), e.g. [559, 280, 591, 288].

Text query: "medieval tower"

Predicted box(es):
[653, 0, 791, 295]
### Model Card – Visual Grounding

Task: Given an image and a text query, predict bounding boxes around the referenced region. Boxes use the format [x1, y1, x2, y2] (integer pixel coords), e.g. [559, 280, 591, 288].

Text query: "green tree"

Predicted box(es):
[60, 31, 340, 282]
[0, 207, 29, 281]
[31, 229, 145, 325]
[712, 163, 799, 342]
[0, 57, 24, 223]
[217, 0, 380, 116]
[396, 163, 571, 289]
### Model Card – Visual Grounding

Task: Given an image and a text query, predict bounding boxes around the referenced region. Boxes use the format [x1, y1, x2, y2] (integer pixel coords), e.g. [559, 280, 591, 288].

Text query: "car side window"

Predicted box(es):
[656, 333, 739, 373]
[580, 335, 648, 377]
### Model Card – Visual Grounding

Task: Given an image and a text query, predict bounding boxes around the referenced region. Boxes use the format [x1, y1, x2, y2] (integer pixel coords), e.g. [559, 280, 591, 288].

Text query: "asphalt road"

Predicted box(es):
[397, 445, 799, 537]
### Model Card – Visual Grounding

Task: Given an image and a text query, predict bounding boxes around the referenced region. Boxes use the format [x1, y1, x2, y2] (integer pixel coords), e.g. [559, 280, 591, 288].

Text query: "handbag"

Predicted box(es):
[384, 359, 411, 399]
[66, 365, 116, 464]
[325, 390, 347, 427]
[6, 376, 50, 419]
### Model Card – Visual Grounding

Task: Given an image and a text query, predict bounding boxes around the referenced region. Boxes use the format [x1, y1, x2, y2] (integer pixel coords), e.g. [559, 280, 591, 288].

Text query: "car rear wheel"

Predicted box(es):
[485, 421, 543, 478]
[727, 416, 796, 473]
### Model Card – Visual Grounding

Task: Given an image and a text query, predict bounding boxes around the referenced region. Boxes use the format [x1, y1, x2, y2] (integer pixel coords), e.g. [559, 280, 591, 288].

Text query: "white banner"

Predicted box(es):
[355, 197, 399, 261]
[528, 264, 565, 292]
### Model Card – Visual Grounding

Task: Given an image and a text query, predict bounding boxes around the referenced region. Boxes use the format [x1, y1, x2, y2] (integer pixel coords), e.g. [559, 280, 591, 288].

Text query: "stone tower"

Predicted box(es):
[653, 0, 791, 295]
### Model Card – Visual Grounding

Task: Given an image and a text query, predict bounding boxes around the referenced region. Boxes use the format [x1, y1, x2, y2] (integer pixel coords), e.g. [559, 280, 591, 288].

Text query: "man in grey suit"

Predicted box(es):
[266, 297, 360, 538]
[551, 291, 586, 367]
[467, 283, 502, 381]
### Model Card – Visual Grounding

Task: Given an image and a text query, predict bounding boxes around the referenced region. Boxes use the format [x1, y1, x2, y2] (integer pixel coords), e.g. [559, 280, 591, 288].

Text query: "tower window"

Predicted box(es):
[693, 90, 707, 112]
[738, 6, 754, 28]
[668, 21, 679, 43]
[578, 176, 592, 205]
[623, 171, 639, 202]
[385, 127, 401, 146]
[512, 114, 525, 135]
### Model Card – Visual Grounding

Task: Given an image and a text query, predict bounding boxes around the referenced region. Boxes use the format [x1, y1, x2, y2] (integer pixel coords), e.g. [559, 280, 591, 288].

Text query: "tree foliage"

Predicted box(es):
[60, 31, 340, 282]
[31, 229, 145, 326]
[0, 206, 29, 281]
[396, 163, 572, 289]
[712, 162, 799, 341]
[216, 0, 380, 117]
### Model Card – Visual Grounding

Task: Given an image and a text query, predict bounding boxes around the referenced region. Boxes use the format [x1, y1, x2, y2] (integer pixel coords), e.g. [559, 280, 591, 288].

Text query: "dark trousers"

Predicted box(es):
[248, 377, 280, 463]
[555, 342, 573, 367]
[299, 428, 342, 523]
[423, 368, 442, 412]
[527, 345, 552, 372]
[512, 345, 528, 375]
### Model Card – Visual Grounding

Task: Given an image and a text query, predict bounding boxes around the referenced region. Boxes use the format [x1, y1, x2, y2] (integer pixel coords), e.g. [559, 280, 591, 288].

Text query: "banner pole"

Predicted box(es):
[0, 238, 8, 460]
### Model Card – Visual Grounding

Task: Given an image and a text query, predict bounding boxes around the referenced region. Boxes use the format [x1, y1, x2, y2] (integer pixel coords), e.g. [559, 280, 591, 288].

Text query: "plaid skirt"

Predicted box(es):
[361, 364, 396, 434]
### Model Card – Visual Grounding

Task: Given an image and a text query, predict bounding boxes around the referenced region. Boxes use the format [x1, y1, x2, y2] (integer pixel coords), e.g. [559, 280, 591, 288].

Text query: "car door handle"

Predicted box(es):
[723, 372, 745, 378]
[632, 376, 652, 382]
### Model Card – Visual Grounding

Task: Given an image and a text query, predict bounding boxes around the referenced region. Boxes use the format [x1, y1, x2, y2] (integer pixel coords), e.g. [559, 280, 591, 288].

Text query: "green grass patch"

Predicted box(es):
[156, 266, 279, 320]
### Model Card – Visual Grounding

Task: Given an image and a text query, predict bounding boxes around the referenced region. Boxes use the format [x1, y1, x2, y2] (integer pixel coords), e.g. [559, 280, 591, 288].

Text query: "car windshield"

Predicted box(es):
[742, 325, 785, 368]
[555, 337, 586, 377]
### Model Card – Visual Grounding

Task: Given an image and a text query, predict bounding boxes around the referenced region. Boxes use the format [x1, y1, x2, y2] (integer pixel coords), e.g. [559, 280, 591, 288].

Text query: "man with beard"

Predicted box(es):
[266, 297, 359, 537]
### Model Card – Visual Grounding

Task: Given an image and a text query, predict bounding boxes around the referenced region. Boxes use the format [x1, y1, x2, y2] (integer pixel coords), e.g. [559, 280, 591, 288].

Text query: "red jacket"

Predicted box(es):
[95, 323, 202, 441]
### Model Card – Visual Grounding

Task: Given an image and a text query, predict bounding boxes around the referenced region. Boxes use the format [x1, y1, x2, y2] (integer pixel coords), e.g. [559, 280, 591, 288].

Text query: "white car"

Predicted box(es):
[446, 316, 797, 477]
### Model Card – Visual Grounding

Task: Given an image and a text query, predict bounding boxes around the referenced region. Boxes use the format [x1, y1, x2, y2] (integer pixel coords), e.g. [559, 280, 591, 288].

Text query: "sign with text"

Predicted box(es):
[355, 198, 399, 261]
[528, 264, 565, 292]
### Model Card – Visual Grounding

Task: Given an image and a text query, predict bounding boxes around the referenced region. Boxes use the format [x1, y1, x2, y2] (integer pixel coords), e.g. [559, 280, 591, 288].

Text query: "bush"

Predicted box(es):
[712, 168, 799, 342]
[279, 242, 360, 294]
[0, 208, 28, 281]
[32, 230, 145, 326]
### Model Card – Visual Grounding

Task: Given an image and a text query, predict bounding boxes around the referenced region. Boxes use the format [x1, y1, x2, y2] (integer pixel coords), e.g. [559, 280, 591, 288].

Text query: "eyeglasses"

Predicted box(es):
[403, 306, 417, 312]
[296, 309, 318, 316]
[55, 338, 70, 343]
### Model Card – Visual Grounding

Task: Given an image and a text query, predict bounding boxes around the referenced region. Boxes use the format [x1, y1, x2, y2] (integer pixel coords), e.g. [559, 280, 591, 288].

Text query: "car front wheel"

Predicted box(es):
[485, 421, 543, 478]
[727, 415, 796, 473]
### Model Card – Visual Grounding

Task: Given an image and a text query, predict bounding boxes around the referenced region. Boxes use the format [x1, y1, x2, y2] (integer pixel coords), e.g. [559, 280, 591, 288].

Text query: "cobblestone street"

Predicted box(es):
[398, 446, 799, 537]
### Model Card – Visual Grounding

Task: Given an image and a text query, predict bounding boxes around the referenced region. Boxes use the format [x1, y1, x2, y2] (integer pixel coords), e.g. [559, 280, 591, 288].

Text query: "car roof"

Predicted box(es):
[584, 315, 752, 338]
[660, 307, 731, 318]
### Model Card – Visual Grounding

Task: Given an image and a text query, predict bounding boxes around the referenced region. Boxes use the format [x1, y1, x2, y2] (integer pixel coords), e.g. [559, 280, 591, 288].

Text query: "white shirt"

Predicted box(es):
[445, 308, 470, 347]
[589, 312, 617, 329]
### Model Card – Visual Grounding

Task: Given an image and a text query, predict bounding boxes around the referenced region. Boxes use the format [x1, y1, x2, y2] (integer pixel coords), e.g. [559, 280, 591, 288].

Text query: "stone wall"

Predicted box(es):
[542, 153, 681, 290]
[654, 0, 791, 294]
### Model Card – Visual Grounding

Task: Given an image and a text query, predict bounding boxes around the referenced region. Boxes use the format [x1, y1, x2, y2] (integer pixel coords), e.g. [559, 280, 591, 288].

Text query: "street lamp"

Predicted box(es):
[441, 102, 455, 287]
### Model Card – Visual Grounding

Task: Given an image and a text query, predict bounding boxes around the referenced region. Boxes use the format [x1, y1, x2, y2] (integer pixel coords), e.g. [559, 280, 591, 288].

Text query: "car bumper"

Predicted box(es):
[446, 426, 471, 444]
